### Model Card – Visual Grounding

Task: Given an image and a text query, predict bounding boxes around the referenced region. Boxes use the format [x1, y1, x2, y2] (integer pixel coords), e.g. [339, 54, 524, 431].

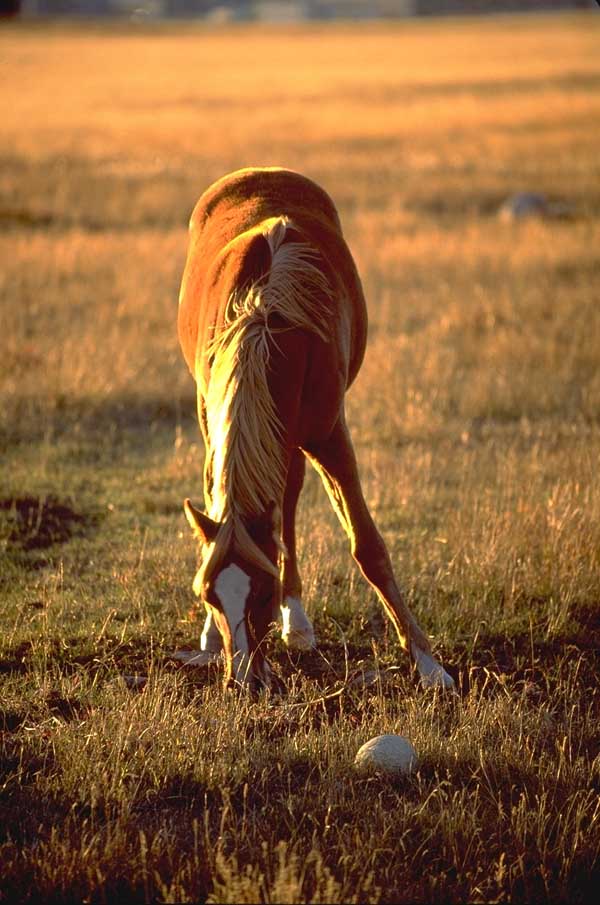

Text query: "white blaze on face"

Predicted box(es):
[214, 563, 251, 682]
[410, 643, 455, 690]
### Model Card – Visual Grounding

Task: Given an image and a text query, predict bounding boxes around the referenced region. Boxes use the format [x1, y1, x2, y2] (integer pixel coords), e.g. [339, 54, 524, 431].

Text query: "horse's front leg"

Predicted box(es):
[280, 448, 315, 649]
[305, 418, 454, 689]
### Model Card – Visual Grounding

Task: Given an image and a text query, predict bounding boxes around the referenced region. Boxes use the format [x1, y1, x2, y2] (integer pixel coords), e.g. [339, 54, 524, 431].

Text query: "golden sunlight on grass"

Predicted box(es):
[1, 11, 600, 904]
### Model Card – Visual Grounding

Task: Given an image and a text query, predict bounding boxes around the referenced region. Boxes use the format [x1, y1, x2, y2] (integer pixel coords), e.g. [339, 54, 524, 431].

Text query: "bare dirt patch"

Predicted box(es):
[0, 495, 92, 552]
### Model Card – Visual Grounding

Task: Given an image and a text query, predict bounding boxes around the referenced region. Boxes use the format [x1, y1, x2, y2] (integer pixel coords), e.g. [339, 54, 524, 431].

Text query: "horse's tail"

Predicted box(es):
[214, 216, 332, 344]
[258, 216, 331, 341]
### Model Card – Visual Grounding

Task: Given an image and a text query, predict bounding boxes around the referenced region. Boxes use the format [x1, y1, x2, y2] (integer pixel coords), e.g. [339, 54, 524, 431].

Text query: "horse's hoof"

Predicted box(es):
[282, 627, 316, 650]
[169, 649, 221, 666]
[281, 597, 316, 650]
[410, 643, 455, 690]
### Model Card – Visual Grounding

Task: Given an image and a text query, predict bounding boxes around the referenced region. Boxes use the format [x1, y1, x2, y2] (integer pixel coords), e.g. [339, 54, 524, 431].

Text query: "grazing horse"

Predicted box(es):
[178, 167, 453, 692]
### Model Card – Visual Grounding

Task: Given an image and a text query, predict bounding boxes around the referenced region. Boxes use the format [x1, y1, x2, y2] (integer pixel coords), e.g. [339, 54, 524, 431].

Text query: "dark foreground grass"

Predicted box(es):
[1, 645, 599, 904]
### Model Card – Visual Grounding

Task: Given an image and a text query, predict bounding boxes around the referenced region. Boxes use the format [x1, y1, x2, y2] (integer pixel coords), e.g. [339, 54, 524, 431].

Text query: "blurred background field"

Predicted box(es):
[1, 10, 600, 903]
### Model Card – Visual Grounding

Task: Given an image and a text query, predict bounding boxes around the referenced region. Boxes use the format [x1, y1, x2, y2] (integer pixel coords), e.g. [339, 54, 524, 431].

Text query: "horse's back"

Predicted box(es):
[178, 168, 368, 427]
[189, 167, 343, 245]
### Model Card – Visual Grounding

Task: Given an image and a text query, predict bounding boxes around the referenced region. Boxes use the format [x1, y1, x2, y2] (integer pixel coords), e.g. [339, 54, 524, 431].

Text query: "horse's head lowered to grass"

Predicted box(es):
[183, 498, 284, 691]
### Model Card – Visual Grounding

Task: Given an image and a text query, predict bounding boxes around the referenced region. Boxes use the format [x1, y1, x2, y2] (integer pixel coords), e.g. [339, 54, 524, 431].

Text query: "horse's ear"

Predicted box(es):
[183, 499, 219, 543]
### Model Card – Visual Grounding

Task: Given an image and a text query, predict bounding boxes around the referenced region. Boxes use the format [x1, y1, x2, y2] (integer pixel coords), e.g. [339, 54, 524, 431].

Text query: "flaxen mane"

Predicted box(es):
[195, 217, 332, 594]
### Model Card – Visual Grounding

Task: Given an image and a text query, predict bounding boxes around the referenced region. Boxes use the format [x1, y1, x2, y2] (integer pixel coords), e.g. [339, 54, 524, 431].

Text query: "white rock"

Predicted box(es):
[354, 734, 418, 775]
[498, 192, 549, 221]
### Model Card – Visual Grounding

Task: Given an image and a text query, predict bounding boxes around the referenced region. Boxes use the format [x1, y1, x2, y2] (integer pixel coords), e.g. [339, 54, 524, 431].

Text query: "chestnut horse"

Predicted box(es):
[178, 167, 453, 691]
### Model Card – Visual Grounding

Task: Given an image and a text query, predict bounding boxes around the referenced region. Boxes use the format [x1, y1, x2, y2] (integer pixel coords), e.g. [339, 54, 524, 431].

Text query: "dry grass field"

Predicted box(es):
[1, 10, 600, 903]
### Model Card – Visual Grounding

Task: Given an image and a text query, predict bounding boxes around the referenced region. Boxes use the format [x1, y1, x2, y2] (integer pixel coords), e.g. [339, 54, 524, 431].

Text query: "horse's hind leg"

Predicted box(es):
[305, 418, 453, 688]
[280, 448, 315, 649]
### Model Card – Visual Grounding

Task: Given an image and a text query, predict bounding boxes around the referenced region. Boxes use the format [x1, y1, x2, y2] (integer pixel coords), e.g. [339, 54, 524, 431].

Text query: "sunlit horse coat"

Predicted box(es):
[178, 167, 453, 690]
